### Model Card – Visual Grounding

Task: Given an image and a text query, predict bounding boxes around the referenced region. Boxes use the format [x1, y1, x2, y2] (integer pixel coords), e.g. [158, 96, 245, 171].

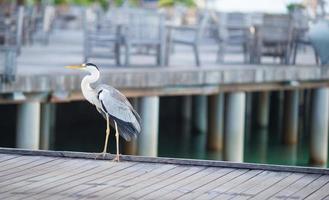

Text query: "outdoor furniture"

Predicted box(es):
[251, 14, 294, 64]
[309, 20, 329, 65]
[122, 9, 165, 66]
[0, 6, 24, 54]
[166, 12, 210, 67]
[83, 8, 122, 65]
[0, 46, 17, 83]
[216, 12, 251, 63]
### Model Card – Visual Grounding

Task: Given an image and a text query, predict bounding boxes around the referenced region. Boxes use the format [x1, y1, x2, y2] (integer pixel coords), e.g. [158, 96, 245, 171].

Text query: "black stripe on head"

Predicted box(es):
[85, 63, 99, 70]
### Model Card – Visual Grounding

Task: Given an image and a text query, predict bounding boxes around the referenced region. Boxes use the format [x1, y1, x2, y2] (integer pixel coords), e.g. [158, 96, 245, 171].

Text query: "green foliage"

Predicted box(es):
[286, 3, 305, 12]
[158, 0, 195, 8]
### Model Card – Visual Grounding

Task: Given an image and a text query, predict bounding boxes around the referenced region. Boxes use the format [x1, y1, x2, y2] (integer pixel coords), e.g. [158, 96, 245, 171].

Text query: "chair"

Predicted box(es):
[252, 14, 294, 64]
[166, 12, 210, 67]
[0, 46, 17, 83]
[309, 20, 329, 65]
[216, 12, 251, 63]
[83, 8, 122, 65]
[123, 9, 165, 66]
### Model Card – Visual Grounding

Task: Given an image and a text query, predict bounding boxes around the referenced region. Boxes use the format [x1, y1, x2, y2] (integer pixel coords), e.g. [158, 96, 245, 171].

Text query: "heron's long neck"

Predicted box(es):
[81, 70, 100, 104]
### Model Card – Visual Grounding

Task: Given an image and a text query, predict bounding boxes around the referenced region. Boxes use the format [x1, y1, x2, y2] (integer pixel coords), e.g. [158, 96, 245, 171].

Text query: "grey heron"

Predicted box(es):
[65, 63, 141, 161]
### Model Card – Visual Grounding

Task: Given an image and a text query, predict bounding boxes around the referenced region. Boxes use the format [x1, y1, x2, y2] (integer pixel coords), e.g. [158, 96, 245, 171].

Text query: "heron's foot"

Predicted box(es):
[112, 154, 121, 162]
[94, 152, 107, 160]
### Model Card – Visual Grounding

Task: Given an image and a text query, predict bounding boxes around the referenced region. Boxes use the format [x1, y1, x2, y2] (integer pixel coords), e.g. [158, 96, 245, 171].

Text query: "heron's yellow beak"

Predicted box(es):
[65, 64, 85, 69]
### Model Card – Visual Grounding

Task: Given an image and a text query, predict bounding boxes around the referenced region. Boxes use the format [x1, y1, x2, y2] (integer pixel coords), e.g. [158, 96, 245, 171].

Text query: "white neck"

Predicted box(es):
[81, 67, 100, 105]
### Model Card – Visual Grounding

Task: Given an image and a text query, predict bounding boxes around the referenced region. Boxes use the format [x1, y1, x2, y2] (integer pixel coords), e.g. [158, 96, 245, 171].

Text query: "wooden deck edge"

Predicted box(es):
[0, 147, 328, 175]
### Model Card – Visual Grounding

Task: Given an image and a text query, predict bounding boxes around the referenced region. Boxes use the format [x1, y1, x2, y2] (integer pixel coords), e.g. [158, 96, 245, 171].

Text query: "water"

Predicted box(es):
[0, 96, 325, 168]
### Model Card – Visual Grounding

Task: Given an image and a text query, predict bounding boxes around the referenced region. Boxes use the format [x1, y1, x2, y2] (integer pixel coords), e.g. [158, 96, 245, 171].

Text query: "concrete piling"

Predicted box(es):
[138, 96, 159, 156]
[283, 90, 299, 145]
[309, 88, 329, 166]
[16, 102, 41, 149]
[224, 92, 246, 162]
[207, 94, 224, 151]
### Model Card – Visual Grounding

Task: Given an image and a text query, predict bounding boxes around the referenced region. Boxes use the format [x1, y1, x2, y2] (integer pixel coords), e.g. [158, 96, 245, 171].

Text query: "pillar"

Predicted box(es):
[224, 92, 246, 162]
[207, 94, 224, 151]
[255, 92, 270, 127]
[192, 95, 207, 134]
[181, 96, 192, 122]
[283, 90, 299, 145]
[40, 103, 56, 150]
[137, 96, 159, 156]
[309, 88, 329, 166]
[16, 102, 41, 149]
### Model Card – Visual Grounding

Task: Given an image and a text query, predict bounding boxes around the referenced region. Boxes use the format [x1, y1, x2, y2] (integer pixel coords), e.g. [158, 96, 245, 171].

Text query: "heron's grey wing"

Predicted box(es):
[97, 85, 141, 132]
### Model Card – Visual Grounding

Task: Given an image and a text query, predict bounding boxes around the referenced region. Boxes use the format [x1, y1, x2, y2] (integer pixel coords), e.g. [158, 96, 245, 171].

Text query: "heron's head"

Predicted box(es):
[65, 63, 99, 74]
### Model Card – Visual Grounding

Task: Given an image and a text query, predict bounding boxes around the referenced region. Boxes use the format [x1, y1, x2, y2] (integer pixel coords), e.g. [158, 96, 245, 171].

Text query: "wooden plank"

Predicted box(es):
[141, 167, 224, 199]
[269, 173, 321, 199]
[35, 162, 141, 200]
[213, 171, 288, 199]
[110, 165, 191, 200]
[0, 148, 328, 175]
[198, 170, 263, 199]
[0, 154, 20, 163]
[71, 164, 178, 200]
[244, 173, 305, 200]
[177, 169, 249, 200]
[125, 166, 205, 199]
[0, 159, 100, 200]
[7, 160, 121, 200]
[289, 175, 329, 199]
[62, 163, 159, 199]
[0, 155, 43, 173]
[0, 158, 67, 188]
[160, 168, 235, 199]
[305, 181, 329, 199]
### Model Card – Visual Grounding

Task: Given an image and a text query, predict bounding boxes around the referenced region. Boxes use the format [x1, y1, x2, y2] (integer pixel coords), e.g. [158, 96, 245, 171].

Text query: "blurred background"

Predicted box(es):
[0, 0, 329, 168]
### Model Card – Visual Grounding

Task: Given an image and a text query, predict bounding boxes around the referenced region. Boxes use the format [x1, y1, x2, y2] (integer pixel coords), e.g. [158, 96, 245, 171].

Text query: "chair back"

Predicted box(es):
[261, 14, 293, 43]
[195, 12, 210, 42]
[125, 9, 165, 43]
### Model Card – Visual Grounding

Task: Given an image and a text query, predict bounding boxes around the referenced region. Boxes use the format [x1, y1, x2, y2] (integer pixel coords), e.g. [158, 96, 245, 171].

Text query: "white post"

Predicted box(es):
[310, 88, 329, 166]
[283, 90, 299, 145]
[40, 103, 56, 150]
[207, 94, 224, 151]
[16, 102, 41, 149]
[138, 96, 159, 156]
[224, 92, 246, 162]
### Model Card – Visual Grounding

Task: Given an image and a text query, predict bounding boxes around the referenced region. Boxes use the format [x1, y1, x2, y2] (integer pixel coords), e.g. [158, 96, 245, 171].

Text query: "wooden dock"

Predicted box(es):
[0, 148, 329, 199]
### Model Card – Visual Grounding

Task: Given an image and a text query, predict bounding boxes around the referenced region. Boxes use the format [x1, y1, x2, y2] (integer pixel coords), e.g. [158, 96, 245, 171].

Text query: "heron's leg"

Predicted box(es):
[113, 120, 120, 162]
[95, 113, 110, 159]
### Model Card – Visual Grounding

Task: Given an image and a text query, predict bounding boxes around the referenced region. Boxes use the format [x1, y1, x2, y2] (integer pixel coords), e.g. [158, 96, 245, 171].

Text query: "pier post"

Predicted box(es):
[255, 92, 270, 127]
[309, 88, 329, 166]
[16, 102, 41, 149]
[207, 94, 224, 151]
[40, 103, 56, 150]
[192, 95, 207, 134]
[138, 96, 159, 157]
[181, 96, 192, 122]
[283, 90, 299, 145]
[224, 92, 246, 162]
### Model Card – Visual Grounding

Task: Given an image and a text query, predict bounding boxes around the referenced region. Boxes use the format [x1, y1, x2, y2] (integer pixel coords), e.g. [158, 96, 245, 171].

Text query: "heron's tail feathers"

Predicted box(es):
[115, 118, 140, 142]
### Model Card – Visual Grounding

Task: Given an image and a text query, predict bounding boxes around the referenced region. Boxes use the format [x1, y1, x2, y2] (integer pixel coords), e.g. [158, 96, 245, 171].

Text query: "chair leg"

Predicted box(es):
[292, 43, 298, 65]
[193, 45, 200, 67]
[125, 43, 130, 67]
[156, 45, 161, 66]
[115, 43, 121, 66]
